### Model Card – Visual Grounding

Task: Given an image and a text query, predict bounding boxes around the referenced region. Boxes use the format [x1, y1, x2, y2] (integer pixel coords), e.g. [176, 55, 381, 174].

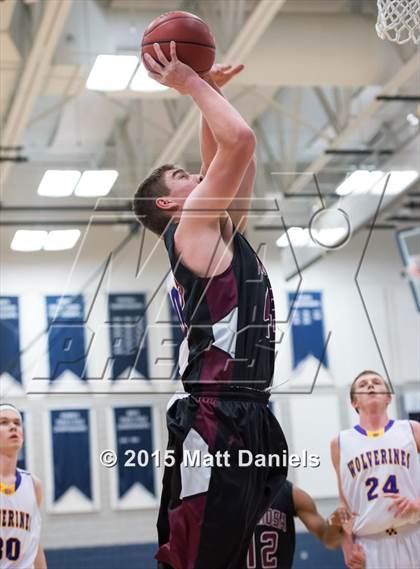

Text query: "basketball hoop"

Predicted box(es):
[376, 0, 420, 44]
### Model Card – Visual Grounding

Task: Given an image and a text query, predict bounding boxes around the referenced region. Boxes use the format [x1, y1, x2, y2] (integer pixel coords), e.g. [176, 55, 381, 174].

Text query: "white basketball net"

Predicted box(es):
[376, 0, 420, 44]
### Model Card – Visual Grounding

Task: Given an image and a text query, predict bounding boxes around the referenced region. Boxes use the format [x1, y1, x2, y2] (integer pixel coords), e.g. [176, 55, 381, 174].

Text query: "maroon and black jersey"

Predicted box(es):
[164, 222, 276, 391]
[248, 481, 296, 569]
[157, 222, 288, 569]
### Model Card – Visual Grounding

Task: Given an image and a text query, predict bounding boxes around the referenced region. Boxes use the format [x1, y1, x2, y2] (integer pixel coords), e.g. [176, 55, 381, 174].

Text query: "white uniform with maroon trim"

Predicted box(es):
[339, 420, 419, 569]
[0, 469, 41, 569]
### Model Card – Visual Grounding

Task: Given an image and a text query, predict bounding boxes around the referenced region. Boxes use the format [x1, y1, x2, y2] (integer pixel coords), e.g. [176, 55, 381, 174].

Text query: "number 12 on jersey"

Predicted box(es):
[247, 531, 279, 569]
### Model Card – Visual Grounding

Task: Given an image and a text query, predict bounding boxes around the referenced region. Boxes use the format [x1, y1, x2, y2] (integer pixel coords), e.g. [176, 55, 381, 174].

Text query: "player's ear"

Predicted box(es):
[351, 397, 359, 414]
[156, 197, 178, 211]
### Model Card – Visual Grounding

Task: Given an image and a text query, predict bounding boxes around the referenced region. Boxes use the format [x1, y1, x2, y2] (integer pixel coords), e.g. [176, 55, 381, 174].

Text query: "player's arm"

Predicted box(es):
[293, 486, 343, 549]
[146, 44, 255, 225]
[385, 421, 420, 522]
[330, 437, 365, 569]
[410, 419, 420, 451]
[33, 476, 48, 569]
[34, 546, 47, 569]
[199, 66, 255, 234]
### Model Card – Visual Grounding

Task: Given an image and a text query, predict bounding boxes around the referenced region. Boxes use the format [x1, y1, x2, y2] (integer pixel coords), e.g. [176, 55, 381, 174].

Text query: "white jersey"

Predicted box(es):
[0, 469, 41, 569]
[339, 420, 419, 537]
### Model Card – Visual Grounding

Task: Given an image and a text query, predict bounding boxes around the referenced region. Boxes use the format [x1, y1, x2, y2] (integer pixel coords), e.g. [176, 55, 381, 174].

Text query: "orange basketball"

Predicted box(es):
[141, 11, 216, 76]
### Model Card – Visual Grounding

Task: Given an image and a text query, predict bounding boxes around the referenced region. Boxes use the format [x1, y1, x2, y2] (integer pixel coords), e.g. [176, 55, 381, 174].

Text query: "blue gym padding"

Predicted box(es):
[45, 532, 346, 569]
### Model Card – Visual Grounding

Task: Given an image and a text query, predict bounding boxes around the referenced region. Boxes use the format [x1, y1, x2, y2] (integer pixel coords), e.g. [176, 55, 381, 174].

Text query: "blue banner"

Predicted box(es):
[0, 297, 22, 384]
[114, 407, 155, 498]
[46, 296, 87, 382]
[51, 409, 92, 501]
[169, 301, 184, 380]
[108, 294, 149, 379]
[17, 411, 26, 470]
[288, 291, 328, 369]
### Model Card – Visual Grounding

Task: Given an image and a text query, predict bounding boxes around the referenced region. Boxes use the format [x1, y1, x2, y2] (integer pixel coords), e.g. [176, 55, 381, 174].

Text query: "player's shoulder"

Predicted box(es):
[271, 480, 294, 510]
[390, 418, 416, 433]
[18, 469, 43, 501]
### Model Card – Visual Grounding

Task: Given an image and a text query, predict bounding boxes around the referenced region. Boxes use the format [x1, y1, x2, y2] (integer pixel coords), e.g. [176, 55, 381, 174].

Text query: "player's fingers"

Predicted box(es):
[153, 43, 169, 65]
[170, 41, 178, 61]
[148, 71, 163, 83]
[231, 64, 245, 75]
[144, 53, 163, 73]
[395, 503, 410, 518]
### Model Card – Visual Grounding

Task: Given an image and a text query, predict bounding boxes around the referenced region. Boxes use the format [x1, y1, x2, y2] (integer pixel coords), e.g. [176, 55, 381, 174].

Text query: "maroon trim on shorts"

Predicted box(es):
[155, 493, 207, 569]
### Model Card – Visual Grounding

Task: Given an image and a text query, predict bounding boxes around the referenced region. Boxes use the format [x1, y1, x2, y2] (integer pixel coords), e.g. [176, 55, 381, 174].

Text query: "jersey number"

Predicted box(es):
[365, 474, 399, 501]
[247, 531, 279, 569]
[0, 537, 21, 561]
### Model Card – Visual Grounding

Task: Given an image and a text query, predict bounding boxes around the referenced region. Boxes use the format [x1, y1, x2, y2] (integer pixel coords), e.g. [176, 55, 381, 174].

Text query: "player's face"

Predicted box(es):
[164, 168, 204, 205]
[0, 411, 24, 452]
[352, 374, 391, 413]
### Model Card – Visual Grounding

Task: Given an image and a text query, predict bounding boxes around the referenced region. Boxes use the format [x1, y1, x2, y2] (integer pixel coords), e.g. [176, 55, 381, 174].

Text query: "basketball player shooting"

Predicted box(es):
[331, 371, 420, 569]
[133, 42, 288, 569]
[0, 404, 47, 569]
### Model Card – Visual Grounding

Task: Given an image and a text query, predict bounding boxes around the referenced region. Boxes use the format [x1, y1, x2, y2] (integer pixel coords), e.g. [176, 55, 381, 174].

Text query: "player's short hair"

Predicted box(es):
[0, 403, 23, 422]
[350, 370, 391, 413]
[132, 164, 175, 236]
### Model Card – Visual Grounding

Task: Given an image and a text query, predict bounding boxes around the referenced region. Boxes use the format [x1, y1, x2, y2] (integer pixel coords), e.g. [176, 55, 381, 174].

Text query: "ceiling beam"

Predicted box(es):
[151, 0, 287, 170]
[286, 53, 419, 195]
[0, 0, 73, 190]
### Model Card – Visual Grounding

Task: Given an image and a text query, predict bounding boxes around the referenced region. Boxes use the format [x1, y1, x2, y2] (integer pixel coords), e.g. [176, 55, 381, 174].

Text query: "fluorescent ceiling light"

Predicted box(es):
[335, 170, 384, 196]
[86, 55, 139, 91]
[43, 230, 81, 251]
[130, 63, 169, 92]
[74, 170, 118, 197]
[11, 230, 47, 251]
[371, 170, 418, 195]
[37, 170, 81, 197]
[406, 113, 419, 126]
[276, 227, 311, 248]
[11, 230, 81, 252]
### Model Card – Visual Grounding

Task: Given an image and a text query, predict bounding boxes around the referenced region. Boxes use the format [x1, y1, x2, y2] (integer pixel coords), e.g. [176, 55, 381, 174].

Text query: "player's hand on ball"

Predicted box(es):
[206, 63, 244, 87]
[386, 495, 420, 518]
[144, 41, 198, 95]
[346, 543, 365, 569]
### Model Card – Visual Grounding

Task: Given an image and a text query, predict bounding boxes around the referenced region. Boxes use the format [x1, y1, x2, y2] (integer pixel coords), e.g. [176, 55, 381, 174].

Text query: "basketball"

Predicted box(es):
[141, 11, 216, 76]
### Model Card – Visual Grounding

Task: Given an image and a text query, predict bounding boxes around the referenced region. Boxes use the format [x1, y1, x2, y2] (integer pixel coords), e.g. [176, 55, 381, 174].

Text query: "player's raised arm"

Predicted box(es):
[200, 65, 256, 234]
[145, 42, 255, 221]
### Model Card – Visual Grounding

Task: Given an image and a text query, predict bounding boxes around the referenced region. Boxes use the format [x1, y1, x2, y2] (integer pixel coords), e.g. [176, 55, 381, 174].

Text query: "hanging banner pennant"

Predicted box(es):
[46, 296, 87, 382]
[51, 409, 92, 503]
[108, 294, 149, 379]
[168, 301, 184, 380]
[114, 406, 156, 504]
[288, 291, 328, 369]
[0, 296, 22, 384]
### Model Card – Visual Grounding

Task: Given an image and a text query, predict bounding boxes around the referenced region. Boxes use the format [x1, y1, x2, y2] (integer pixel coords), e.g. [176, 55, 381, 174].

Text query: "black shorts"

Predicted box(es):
[156, 390, 288, 569]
